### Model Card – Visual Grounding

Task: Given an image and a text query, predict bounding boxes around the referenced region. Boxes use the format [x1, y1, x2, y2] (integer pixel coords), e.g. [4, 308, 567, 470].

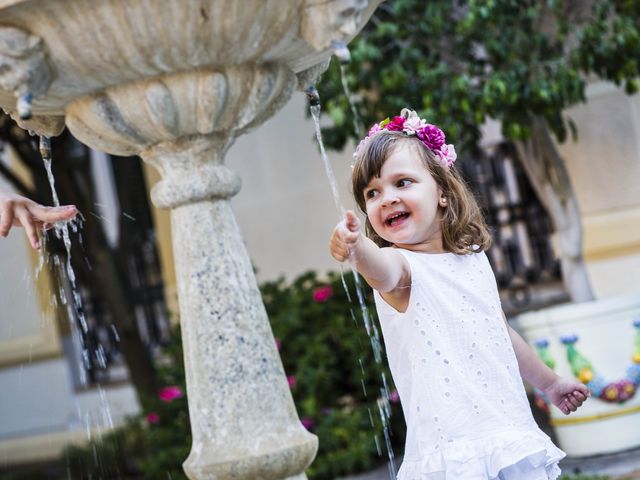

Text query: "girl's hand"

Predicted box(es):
[543, 376, 591, 415]
[0, 192, 77, 250]
[330, 210, 362, 262]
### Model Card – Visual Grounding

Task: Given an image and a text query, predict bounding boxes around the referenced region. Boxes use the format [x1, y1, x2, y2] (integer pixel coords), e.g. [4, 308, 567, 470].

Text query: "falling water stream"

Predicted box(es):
[307, 49, 397, 477]
[40, 137, 92, 372]
[37, 135, 115, 467]
[332, 40, 362, 139]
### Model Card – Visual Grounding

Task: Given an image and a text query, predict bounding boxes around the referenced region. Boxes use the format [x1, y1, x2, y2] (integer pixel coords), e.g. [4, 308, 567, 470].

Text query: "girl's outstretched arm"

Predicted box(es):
[330, 210, 409, 294]
[503, 312, 591, 415]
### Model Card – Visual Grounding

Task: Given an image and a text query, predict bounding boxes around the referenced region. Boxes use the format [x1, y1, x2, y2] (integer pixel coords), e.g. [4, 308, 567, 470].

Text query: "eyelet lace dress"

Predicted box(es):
[373, 249, 565, 480]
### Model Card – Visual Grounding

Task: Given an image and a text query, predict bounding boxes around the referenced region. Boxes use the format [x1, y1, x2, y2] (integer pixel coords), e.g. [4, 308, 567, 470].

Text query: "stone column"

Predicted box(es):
[65, 65, 318, 479]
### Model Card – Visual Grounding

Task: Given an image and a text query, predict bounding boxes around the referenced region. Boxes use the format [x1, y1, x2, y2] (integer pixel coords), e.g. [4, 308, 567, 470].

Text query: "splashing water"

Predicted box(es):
[40, 137, 90, 341]
[308, 84, 396, 476]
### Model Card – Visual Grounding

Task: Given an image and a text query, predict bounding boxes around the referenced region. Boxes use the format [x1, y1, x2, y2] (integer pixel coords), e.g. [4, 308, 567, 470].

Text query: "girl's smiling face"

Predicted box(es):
[363, 144, 447, 252]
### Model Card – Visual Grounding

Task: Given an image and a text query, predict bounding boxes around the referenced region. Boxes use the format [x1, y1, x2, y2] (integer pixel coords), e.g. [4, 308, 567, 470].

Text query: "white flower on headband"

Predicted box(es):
[402, 109, 427, 135]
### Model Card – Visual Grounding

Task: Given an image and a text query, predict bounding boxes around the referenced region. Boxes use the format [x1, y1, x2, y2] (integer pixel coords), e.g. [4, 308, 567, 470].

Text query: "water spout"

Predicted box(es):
[17, 92, 33, 120]
[304, 85, 320, 107]
[330, 40, 351, 65]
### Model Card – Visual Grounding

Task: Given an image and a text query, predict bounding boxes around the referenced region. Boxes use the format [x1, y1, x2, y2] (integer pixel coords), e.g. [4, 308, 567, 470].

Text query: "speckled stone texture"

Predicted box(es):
[144, 135, 318, 479]
[0, 1, 384, 478]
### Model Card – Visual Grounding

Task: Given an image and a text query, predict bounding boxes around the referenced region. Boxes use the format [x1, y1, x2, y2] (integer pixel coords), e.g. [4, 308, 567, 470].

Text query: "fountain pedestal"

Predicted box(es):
[65, 66, 318, 478]
[0, 1, 383, 477]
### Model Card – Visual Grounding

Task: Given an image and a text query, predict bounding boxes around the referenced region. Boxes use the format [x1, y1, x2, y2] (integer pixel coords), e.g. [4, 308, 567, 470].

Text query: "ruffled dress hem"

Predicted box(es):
[397, 429, 565, 480]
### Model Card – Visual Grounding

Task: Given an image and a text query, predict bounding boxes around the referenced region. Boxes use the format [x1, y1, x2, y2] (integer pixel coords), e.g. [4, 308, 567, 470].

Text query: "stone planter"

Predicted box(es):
[516, 293, 640, 456]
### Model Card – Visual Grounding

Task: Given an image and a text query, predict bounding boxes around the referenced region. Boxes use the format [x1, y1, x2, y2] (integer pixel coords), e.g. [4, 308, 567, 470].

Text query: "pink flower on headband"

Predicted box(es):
[416, 124, 445, 151]
[368, 123, 382, 136]
[403, 111, 427, 133]
[438, 143, 457, 167]
[352, 109, 456, 168]
[386, 116, 406, 131]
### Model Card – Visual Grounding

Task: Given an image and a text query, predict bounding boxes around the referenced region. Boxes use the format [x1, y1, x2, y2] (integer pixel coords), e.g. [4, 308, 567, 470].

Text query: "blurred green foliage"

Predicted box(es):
[318, 0, 639, 153]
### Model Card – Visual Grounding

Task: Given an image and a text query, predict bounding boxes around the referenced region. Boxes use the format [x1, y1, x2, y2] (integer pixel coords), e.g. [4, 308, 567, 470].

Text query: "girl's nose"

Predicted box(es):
[381, 192, 399, 207]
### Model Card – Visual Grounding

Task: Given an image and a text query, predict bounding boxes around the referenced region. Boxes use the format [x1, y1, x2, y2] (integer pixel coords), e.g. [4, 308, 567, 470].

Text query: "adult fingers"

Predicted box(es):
[30, 204, 77, 223]
[15, 206, 40, 249]
[0, 201, 15, 237]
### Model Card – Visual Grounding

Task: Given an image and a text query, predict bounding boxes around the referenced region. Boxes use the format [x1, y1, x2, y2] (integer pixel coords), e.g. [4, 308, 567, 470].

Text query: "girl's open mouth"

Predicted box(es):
[386, 212, 409, 226]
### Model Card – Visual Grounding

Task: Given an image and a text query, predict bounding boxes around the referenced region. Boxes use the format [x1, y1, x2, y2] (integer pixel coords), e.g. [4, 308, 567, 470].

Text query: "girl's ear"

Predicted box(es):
[439, 193, 447, 207]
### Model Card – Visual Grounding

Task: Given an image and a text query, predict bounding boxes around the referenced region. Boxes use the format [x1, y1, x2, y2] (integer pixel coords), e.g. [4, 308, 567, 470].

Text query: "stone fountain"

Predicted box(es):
[0, 1, 383, 478]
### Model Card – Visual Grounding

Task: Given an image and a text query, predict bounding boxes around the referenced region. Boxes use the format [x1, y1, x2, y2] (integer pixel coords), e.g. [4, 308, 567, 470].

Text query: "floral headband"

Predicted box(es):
[353, 108, 457, 168]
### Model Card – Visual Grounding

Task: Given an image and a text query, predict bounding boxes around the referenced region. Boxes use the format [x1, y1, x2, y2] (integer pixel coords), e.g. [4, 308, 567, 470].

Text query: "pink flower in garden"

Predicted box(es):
[312, 286, 333, 303]
[159, 385, 183, 402]
[301, 417, 315, 431]
[275, 337, 282, 351]
[146, 412, 160, 424]
[287, 375, 297, 388]
[416, 124, 445, 151]
[389, 390, 400, 403]
[385, 116, 406, 131]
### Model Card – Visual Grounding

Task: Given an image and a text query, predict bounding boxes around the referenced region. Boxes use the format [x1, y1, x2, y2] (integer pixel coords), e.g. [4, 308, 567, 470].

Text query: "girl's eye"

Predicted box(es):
[365, 189, 378, 199]
[397, 179, 413, 187]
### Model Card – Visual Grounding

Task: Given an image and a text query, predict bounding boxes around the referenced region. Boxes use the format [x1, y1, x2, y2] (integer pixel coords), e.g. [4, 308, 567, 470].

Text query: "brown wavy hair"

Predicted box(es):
[351, 130, 492, 254]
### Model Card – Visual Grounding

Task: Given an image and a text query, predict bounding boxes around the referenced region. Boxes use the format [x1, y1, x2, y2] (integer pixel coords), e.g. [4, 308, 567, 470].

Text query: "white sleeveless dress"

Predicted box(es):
[373, 249, 565, 480]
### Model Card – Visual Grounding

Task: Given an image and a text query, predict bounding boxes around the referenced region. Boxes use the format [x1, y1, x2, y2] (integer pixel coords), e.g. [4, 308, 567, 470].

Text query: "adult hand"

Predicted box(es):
[0, 192, 77, 250]
[330, 210, 362, 262]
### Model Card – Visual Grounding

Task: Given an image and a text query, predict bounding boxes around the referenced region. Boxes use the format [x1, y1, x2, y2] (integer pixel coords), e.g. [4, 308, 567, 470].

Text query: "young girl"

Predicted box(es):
[330, 109, 590, 480]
